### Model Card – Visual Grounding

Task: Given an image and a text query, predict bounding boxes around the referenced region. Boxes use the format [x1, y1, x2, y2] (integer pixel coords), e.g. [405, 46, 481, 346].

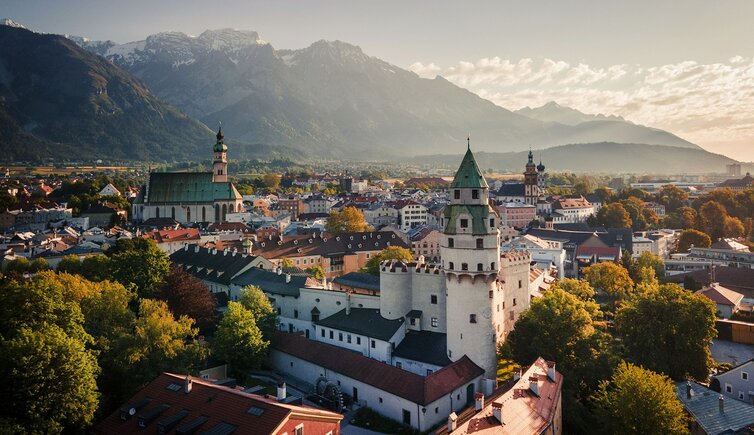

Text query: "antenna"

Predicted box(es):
[467, 134, 470, 150]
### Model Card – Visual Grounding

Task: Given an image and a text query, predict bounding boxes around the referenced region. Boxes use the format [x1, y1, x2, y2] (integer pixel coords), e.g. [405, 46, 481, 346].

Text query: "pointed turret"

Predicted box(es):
[450, 142, 488, 189]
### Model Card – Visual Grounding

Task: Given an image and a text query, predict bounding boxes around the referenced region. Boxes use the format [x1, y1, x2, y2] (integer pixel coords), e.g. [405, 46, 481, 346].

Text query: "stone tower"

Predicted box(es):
[213, 127, 228, 182]
[442, 140, 502, 380]
[524, 150, 538, 205]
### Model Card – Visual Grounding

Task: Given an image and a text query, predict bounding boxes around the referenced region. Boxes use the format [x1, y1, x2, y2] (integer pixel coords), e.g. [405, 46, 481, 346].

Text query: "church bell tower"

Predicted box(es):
[213, 127, 228, 182]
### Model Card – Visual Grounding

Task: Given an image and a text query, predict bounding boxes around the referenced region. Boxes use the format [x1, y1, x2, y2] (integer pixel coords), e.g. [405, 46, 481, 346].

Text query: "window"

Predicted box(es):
[476, 238, 483, 248]
[461, 263, 468, 271]
[431, 317, 438, 327]
[379, 397, 383, 403]
[427, 369, 434, 376]
[448, 262, 454, 270]
[402, 410, 411, 425]
[741, 392, 745, 400]
[371, 340, 376, 348]
[329, 330, 334, 339]
[490, 218, 495, 227]
[339, 333, 343, 342]
[470, 314, 477, 323]
[477, 263, 483, 271]
[277, 307, 281, 315]
[431, 295, 438, 304]
[513, 298, 517, 306]
[744, 372, 749, 380]
[410, 317, 416, 325]
[321, 329, 325, 338]
[509, 310, 514, 321]
[460, 218, 468, 228]
[357, 337, 361, 345]
[491, 262, 495, 270]
[294, 309, 298, 319]
[726, 384, 732, 393]
[312, 313, 319, 322]
[295, 424, 304, 435]
[454, 190, 460, 199]
[472, 189, 479, 199]
[347, 334, 352, 343]
[448, 238, 454, 248]
[396, 361, 402, 368]
[518, 280, 522, 288]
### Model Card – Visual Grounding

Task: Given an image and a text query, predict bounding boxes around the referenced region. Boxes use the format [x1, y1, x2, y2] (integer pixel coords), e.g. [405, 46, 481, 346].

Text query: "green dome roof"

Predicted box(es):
[214, 127, 227, 152]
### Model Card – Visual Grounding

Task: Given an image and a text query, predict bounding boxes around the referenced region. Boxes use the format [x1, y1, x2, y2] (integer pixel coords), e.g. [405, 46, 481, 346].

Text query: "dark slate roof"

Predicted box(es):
[496, 183, 525, 197]
[443, 204, 496, 235]
[273, 332, 484, 405]
[316, 308, 404, 341]
[676, 381, 754, 435]
[393, 331, 452, 367]
[230, 268, 307, 297]
[250, 231, 408, 260]
[169, 246, 261, 285]
[450, 147, 489, 189]
[332, 272, 380, 292]
[666, 267, 754, 294]
[143, 172, 241, 204]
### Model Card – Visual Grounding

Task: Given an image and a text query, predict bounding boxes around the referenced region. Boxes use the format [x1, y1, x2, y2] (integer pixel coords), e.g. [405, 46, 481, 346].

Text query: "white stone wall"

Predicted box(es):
[392, 357, 445, 377]
[313, 325, 405, 364]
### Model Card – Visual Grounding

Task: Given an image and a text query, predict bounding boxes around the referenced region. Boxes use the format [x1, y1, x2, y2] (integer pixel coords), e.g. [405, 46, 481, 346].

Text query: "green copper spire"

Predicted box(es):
[450, 139, 489, 189]
[214, 126, 227, 152]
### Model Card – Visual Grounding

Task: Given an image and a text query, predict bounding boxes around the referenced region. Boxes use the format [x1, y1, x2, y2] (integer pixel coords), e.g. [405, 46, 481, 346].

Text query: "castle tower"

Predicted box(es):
[524, 149, 538, 205]
[213, 127, 228, 182]
[442, 139, 502, 380]
[537, 159, 547, 198]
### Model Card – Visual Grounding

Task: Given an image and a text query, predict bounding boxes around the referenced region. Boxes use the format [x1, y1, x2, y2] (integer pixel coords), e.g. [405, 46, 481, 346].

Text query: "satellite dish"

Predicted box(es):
[129, 408, 136, 416]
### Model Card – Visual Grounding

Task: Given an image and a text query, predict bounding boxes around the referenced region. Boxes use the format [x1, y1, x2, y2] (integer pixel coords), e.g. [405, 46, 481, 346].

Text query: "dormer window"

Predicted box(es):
[460, 219, 468, 228]
[472, 189, 479, 199]
[454, 190, 460, 199]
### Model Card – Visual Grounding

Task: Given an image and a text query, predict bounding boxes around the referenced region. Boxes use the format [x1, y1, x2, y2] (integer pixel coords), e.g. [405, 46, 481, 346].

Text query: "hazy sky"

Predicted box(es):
[6, 0, 754, 161]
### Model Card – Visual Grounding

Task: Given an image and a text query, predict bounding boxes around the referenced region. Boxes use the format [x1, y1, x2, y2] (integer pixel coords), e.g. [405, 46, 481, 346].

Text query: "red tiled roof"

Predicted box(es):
[575, 245, 620, 260]
[143, 228, 201, 244]
[92, 372, 341, 435]
[696, 284, 744, 307]
[273, 332, 484, 405]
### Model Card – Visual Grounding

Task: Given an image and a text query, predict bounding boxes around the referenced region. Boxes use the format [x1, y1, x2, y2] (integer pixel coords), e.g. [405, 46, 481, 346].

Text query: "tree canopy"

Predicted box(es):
[325, 207, 372, 233]
[154, 267, 217, 332]
[677, 229, 711, 252]
[584, 262, 634, 303]
[214, 302, 270, 378]
[238, 285, 277, 339]
[363, 246, 414, 275]
[592, 362, 688, 435]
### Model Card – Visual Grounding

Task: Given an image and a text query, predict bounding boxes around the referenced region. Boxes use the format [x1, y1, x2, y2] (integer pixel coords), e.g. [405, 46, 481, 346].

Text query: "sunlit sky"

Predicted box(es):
[6, 0, 754, 161]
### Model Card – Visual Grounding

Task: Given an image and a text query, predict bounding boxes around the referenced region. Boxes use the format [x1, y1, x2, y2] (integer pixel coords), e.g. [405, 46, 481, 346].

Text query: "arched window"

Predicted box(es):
[215, 204, 220, 222]
[229, 203, 234, 213]
[222, 204, 227, 221]
[155, 207, 160, 218]
[477, 263, 483, 271]
[187, 207, 191, 222]
[202, 206, 206, 222]
[171, 207, 175, 219]
[461, 263, 468, 271]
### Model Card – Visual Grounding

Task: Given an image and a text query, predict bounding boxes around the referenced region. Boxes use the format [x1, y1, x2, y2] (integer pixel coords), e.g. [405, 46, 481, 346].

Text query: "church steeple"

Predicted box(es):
[450, 140, 489, 189]
[213, 126, 228, 182]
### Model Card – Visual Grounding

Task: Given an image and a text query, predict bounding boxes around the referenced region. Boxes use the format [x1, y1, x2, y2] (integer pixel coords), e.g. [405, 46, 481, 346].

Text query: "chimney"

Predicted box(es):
[529, 376, 540, 397]
[513, 368, 522, 382]
[686, 381, 692, 399]
[547, 362, 557, 382]
[346, 292, 352, 315]
[285, 273, 291, 283]
[184, 376, 193, 394]
[491, 401, 503, 424]
[277, 266, 283, 275]
[719, 395, 725, 414]
[277, 382, 286, 401]
[474, 392, 484, 411]
[447, 412, 458, 432]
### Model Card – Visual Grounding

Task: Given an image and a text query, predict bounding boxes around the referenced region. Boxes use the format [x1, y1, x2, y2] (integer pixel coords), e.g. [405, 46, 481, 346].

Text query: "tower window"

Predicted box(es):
[454, 190, 460, 199]
[472, 189, 479, 199]
[461, 263, 468, 271]
[477, 263, 483, 271]
[431, 295, 438, 304]
[448, 262, 454, 270]
[518, 280, 522, 288]
[431, 317, 438, 327]
[490, 218, 495, 227]
[491, 262, 495, 270]
[460, 219, 468, 228]
[448, 238, 454, 248]
[469, 314, 477, 323]
[476, 238, 483, 248]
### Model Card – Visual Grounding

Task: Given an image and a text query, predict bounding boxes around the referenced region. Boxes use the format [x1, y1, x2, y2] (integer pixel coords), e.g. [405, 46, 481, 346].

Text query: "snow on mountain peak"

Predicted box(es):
[1, 18, 27, 29]
[197, 28, 264, 51]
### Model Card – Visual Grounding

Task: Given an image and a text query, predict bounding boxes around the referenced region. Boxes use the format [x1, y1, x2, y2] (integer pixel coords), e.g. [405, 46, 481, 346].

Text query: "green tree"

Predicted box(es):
[584, 262, 634, 302]
[238, 285, 277, 339]
[214, 301, 270, 378]
[677, 229, 711, 252]
[620, 197, 647, 230]
[597, 203, 632, 229]
[697, 201, 728, 240]
[108, 239, 170, 297]
[325, 207, 372, 233]
[56, 254, 82, 275]
[281, 257, 294, 269]
[616, 284, 716, 380]
[262, 173, 281, 190]
[363, 246, 414, 275]
[79, 255, 113, 282]
[0, 190, 18, 211]
[657, 185, 689, 213]
[0, 325, 100, 434]
[305, 265, 326, 280]
[633, 251, 665, 282]
[592, 362, 688, 435]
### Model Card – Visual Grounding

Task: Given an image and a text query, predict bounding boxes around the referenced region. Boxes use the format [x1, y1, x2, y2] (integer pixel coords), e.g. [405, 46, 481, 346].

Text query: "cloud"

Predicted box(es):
[408, 56, 754, 160]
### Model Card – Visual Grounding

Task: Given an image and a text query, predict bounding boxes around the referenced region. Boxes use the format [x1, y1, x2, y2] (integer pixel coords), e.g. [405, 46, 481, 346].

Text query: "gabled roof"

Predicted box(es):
[170, 246, 268, 285]
[696, 283, 744, 307]
[496, 183, 525, 197]
[331, 272, 380, 292]
[144, 172, 241, 204]
[91, 372, 342, 435]
[272, 332, 484, 405]
[231, 268, 317, 298]
[316, 308, 404, 341]
[676, 381, 754, 435]
[450, 148, 489, 189]
[393, 331, 452, 367]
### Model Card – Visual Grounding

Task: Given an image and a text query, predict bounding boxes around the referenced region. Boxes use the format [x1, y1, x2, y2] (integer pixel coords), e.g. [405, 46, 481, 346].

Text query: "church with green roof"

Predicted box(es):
[132, 128, 243, 224]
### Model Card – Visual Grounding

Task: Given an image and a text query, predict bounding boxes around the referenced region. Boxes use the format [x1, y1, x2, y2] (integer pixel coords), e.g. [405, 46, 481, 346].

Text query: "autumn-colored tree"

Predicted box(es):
[697, 200, 729, 240]
[155, 267, 217, 332]
[592, 362, 688, 435]
[620, 197, 647, 230]
[677, 229, 711, 252]
[363, 246, 414, 275]
[325, 207, 373, 233]
[305, 265, 326, 280]
[597, 203, 632, 229]
[632, 251, 665, 282]
[656, 185, 688, 213]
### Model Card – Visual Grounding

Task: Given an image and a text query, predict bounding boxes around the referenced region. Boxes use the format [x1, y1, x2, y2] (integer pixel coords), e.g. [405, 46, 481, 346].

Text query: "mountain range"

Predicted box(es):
[0, 19, 740, 170]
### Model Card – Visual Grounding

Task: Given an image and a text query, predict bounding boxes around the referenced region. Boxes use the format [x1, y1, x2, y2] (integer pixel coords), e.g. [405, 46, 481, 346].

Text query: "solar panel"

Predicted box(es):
[166, 383, 182, 392]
